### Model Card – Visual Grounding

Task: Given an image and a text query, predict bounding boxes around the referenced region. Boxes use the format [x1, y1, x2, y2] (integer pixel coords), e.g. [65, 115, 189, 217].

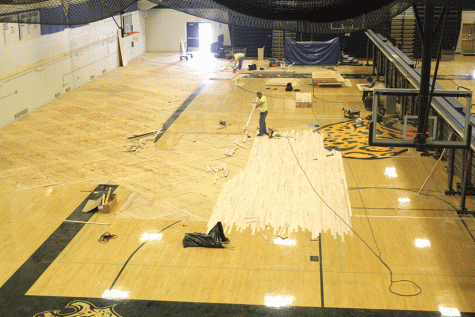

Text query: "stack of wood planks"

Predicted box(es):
[312, 70, 345, 87]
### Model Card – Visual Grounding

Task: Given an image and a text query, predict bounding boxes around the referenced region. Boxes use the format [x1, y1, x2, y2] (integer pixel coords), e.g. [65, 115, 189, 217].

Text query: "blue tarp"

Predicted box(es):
[284, 38, 341, 65]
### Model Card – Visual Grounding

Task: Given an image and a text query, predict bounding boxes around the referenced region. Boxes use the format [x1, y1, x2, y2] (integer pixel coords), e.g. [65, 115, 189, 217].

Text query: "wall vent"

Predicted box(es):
[14, 108, 28, 119]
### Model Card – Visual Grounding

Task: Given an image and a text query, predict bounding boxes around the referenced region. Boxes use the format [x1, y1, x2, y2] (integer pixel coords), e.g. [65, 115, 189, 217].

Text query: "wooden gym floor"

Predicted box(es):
[0, 51, 474, 317]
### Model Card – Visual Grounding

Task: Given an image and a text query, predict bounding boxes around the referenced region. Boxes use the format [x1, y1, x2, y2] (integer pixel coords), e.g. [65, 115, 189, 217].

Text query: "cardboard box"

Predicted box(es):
[98, 193, 117, 213]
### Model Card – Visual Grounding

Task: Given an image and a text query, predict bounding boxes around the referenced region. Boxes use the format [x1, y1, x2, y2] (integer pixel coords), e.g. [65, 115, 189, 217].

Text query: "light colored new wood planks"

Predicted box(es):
[207, 130, 352, 240]
[312, 70, 345, 84]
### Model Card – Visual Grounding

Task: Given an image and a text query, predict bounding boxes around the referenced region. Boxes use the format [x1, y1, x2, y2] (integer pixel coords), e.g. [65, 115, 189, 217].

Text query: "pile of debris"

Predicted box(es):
[225, 138, 249, 156]
[206, 163, 229, 184]
[125, 130, 160, 153]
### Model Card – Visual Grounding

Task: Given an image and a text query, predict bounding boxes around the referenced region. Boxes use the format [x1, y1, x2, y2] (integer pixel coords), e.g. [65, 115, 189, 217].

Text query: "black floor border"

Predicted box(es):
[10, 295, 475, 317]
[154, 82, 207, 143]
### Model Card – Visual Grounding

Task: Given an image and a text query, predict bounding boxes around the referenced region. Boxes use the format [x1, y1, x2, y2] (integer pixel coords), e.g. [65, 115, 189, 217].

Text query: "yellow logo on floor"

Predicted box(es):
[316, 119, 407, 159]
[34, 300, 122, 317]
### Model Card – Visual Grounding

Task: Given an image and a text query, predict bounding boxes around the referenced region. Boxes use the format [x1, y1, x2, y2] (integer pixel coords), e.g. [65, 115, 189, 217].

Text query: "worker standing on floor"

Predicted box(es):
[230, 52, 245, 70]
[255, 92, 268, 136]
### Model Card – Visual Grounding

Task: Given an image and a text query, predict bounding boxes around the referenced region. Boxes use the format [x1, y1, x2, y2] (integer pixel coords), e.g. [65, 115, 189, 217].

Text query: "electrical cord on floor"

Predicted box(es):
[346, 160, 382, 258]
[311, 93, 324, 128]
[108, 220, 182, 291]
[346, 186, 475, 247]
[312, 94, 347, 104]
[284, 137, 422, 297]
[236, 76, 284, 100]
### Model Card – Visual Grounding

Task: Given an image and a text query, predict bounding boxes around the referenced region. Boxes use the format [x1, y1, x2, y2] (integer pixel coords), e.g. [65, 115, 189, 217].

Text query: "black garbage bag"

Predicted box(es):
[183, 222, 230, 248]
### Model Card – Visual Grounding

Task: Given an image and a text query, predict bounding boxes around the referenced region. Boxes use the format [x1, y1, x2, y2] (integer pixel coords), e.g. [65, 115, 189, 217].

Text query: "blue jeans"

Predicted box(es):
[238, 57, 244, 69]
[259, 111, 268, 134]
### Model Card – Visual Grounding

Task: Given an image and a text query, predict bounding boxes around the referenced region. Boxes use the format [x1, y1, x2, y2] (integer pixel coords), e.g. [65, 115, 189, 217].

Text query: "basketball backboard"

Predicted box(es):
[369, 88, 473, 149]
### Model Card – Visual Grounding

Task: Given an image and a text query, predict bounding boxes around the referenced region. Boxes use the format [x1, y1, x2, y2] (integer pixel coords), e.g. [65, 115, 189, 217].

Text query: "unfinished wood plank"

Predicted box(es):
[317, 82, 342, 87]
[82, 197, 103, 212]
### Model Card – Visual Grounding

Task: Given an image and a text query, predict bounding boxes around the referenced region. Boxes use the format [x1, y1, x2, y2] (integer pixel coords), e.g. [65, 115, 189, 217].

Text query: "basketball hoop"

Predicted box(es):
[125, 31, 140, 36]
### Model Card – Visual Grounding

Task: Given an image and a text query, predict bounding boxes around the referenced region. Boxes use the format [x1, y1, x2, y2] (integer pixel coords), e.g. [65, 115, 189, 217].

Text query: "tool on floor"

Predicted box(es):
[105, 188, 111, 204]
[98, 232, 118, 243]
[267, 128, 282, 138]
[268, 129, 275, 138]
[356, 118, 369, 126]
[342, 107, 360, 118]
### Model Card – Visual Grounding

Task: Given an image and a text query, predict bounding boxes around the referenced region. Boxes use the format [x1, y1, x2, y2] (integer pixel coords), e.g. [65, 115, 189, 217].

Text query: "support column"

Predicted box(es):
[446, 135, 456, 195]
[416, 3, 434, 151]
[372, 45, 376, 75]
[459, 148, 471, 213]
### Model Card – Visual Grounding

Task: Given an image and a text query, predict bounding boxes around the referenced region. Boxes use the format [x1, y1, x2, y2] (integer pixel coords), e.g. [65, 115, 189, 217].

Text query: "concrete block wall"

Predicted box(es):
[0, 10, 146, 128]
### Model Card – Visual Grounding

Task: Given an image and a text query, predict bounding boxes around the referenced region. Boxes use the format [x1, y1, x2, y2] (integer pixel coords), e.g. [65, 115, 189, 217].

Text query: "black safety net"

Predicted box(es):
[160, 0, 421, 33]
[0, 0, 136, 25]
[0, 0, 414, 32]
[1, 0, 473, 32]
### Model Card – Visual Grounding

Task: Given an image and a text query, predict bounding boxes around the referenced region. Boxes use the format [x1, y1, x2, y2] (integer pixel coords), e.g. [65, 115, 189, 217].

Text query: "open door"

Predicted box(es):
[186, 22, 212, 52]
[186, 22, 200, 51]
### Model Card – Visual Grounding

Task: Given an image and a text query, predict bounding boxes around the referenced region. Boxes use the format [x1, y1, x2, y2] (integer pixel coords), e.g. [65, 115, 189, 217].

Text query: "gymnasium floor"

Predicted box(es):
[0, 51, 474, 317]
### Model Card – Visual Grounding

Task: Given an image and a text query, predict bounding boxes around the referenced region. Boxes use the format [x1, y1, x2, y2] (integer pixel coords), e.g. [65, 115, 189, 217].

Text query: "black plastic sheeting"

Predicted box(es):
[284, 38, 341, 65]
[183, 222, 230, 248]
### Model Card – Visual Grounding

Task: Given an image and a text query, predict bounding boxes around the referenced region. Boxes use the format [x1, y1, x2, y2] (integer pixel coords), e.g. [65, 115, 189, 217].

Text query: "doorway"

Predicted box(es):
[461, 23, 475, 55]
[186, 22, 212, 52]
